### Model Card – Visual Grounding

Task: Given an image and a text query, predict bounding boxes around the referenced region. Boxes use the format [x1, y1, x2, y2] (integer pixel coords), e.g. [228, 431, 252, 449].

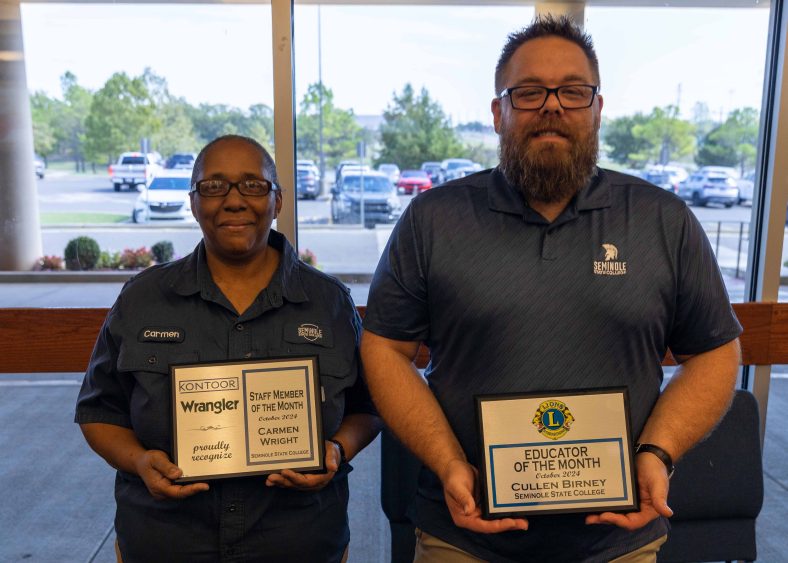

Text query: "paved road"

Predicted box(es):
[35, 171, 769, 277]
[37, 172, 756, 223]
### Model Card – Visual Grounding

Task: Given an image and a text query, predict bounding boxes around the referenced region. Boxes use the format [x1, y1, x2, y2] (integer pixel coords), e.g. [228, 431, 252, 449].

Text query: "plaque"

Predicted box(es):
[171, 356, 324, 482]
[476, 388, 637, 517]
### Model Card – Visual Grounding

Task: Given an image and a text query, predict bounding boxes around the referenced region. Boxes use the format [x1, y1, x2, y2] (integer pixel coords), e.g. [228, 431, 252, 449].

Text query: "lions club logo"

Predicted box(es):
[532, 400, 575, 440]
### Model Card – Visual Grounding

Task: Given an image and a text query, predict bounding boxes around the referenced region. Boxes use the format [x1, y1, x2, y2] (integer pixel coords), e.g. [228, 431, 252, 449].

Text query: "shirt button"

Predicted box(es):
[243, 352, 252, 359]
[235, 323, 244, 331]
[228, 504, 237, 512]
[147, 355, 157, 365]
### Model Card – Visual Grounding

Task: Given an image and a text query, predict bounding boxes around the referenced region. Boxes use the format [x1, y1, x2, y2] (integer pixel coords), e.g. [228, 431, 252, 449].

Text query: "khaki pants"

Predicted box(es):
[413, 528, 668, 563]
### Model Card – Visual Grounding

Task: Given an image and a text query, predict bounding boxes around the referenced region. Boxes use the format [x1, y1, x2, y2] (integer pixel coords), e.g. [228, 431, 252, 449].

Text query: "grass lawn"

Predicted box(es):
[41, 212, 128, 225]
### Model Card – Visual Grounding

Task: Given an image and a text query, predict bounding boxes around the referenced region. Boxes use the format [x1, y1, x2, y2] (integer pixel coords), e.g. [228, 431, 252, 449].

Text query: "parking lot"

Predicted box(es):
[32, 170, 774, 290]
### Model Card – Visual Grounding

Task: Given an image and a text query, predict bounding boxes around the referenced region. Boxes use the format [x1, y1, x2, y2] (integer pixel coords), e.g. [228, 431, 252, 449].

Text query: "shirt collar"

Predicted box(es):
[168, 230, 309, 306]
[488, 166, 611, 219]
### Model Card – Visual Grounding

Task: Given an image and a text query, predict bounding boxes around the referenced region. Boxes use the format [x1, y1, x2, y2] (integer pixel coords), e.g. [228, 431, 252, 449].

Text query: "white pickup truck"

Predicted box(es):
[109, 152, 162, 191]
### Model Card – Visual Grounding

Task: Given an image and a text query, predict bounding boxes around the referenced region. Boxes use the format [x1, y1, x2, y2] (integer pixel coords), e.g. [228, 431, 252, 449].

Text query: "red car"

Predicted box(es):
[397, 170, 432, 195]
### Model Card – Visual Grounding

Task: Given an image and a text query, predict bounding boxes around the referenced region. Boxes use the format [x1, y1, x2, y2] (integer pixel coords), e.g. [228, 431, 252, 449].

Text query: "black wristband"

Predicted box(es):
[328, 439, 347, 464]
[635, 443, 675, 478]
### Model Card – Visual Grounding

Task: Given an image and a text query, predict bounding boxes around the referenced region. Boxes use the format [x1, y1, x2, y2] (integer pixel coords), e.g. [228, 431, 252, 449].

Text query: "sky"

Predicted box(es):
[20, 3, 771, 125]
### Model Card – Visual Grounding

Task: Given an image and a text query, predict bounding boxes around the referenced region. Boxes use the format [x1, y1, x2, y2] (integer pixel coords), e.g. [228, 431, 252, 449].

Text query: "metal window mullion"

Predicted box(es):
[746, 0, 788, 443]
[271, 0, 297, 248]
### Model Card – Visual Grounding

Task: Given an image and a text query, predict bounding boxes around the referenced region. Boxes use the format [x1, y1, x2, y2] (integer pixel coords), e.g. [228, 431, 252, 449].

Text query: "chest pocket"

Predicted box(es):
[117, 345, 200, 376]
[116, 345, 200, 453]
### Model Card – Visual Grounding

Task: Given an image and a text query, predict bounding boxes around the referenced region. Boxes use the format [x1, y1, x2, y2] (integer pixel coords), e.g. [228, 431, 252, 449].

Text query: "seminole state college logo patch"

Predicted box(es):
[532, 399, 575, 440]
[593, 243, 627, 276]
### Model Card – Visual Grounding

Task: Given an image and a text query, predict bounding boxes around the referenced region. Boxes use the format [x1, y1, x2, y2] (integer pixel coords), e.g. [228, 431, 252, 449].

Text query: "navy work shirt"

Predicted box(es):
[363, 167, 742, 562]
[76, 230, 374, 563]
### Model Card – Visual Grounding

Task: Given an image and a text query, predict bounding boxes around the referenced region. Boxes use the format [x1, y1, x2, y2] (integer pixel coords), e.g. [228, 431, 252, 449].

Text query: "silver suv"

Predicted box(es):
[678, 171, 739, 207]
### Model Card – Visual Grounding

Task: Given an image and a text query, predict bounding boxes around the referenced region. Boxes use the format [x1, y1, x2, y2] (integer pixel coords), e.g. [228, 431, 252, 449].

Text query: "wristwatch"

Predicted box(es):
[328, 438, 347, 464]
[635, 443, 675, 478]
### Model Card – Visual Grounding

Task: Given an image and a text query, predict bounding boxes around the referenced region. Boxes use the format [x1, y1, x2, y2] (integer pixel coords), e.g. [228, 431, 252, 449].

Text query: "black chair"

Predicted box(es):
[381, 390, 764, 563]
[381, 429, 421, 563]
[658, 389, 763, 562]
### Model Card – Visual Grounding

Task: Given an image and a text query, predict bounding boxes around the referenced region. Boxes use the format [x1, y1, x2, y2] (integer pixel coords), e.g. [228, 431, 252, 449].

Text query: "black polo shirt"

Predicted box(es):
[363, 167, 741, 562]
[76, 230, 373, 563]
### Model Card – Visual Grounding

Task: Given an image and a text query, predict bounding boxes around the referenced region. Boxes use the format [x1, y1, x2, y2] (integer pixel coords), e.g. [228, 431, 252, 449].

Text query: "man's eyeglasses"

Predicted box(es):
[498, 84, 599, 111]
[190, 179, 279, 197]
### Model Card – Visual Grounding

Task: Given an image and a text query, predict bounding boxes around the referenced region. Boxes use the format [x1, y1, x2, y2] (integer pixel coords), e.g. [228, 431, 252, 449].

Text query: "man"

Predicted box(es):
[76, 135, 380, 562]
[361, 16, 741, 563]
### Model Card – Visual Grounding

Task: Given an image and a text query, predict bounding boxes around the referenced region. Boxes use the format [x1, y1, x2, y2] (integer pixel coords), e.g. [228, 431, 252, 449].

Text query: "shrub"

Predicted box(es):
[119, 247, 154, 270]
[64, 236, 101, 270]
[36, 255, 64, 271]
[152, 240, 175, 264]
[97, 250, 122, 270]
[299, 248, 318, 267]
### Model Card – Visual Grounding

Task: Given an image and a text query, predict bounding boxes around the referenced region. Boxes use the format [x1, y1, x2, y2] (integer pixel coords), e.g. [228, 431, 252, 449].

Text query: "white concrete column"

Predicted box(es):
[0, 0, 41, 270]
[535, 1, 585, 27]
[271, 0, 297, 248]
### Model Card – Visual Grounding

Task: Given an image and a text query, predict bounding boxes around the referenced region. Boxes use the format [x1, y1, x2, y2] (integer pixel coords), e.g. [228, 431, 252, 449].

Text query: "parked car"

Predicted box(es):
[336, 164, 372, 188]
[377, 163, 401, 184]
[397, 170, 432, 195]
[296, 166, 320, 199]
[698, 165, 740, 179]
[297, 159, 321, 182]
[644, 171, 677, 193]
[330, 171, 402, 228]
[33, 155, 45, 179]
[737, 172, 755, 206]
[165, 152, 196, 170]
[453, 163, 483, 179]
[335, 160, 364, 177]
[132, 170, 193, 223]
[440, 158, 476, 183]
[109, 151, 162, 192]
[678, 171, 739, 207]
[420, 161, 442, 185]
[644, 165, 686, 194]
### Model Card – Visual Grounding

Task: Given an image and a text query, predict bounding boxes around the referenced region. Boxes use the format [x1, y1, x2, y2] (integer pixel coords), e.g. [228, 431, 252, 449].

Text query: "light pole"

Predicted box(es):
[318, 5, 325, 196]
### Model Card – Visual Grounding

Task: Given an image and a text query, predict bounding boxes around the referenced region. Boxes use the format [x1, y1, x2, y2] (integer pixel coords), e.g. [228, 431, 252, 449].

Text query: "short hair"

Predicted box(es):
[191, 134, 278, 187]
[494, 15, 600, 94]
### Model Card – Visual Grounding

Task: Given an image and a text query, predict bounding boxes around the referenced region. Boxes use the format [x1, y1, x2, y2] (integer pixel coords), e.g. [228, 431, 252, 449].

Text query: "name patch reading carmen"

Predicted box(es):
[138, 326, 185, 343]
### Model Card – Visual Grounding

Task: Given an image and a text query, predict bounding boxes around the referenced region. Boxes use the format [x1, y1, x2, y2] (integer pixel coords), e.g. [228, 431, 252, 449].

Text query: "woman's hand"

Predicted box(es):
[135, 449, 210, 500]
[265, 440, 342, 491]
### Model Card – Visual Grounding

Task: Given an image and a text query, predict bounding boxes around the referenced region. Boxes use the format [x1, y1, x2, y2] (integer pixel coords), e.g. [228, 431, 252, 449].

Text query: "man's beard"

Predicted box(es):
[499, 118, 599, 204]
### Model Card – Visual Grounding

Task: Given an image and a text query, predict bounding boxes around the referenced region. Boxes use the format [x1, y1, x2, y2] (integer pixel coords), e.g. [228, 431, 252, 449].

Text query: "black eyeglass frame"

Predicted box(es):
[498, 84, 599, 111]
[190, 178, 280, 197]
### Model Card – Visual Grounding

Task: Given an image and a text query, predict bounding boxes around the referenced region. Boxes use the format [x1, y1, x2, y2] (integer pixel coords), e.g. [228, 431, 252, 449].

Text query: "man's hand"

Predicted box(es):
[585, 452, 672, 530]
[134, 449, 209, 501]
[265, 440, 341, 491]
[442, 459, 528, 534]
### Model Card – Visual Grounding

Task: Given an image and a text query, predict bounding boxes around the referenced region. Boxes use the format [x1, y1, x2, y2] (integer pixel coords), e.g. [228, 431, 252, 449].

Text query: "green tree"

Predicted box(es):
[29, 91, 59, 161]
[55, 72, 93, 170]
[377, 84, 462, 169]
[142, 69, 201, 156]
[84, 72, 159, 164]
[463, 142, 497, 168]
[630, 105, 695, 166]
[601, 113, 652, 168]
[695, 108, 759, 174]
[296, 83, 363, 167]
[187, 102, 274, 151]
